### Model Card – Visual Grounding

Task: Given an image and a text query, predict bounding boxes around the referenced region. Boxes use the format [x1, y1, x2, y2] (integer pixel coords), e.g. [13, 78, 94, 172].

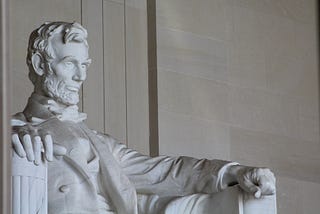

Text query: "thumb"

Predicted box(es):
[251, 186, 261, 198]
[238, 171, 262, 198]
[244, 182, 262, 198]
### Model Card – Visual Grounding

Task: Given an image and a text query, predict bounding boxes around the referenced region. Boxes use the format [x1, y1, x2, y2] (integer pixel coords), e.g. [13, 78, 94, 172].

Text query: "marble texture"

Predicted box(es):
[158, 109, 230, 160]
[157, 27, 229, 83]
[158, 69, 230, 123]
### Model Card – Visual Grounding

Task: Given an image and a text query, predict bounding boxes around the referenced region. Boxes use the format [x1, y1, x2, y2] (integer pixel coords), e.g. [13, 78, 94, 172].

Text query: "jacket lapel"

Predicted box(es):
[79, 123, 138, 214]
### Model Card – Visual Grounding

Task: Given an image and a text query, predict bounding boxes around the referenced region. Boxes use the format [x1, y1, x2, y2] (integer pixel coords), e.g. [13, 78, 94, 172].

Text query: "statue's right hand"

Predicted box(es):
[12, 123, 66, 165]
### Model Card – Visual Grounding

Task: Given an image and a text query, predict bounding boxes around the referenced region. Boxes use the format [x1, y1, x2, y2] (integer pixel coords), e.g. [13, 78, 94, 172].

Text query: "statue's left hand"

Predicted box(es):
[226, 165, 276, 198]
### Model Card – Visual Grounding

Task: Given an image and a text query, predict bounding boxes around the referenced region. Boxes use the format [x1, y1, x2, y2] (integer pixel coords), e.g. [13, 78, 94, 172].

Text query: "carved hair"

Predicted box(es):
[26, 21, 88, 85]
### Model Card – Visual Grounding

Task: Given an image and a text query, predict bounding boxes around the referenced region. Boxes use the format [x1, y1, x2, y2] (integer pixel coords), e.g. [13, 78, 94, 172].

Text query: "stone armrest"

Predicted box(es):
[210, 185, 277, 214]
[12, 153, 48, 214]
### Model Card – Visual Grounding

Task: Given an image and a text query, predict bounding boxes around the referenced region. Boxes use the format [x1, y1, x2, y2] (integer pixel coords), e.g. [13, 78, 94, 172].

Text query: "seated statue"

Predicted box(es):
[11, 21, 276, 214]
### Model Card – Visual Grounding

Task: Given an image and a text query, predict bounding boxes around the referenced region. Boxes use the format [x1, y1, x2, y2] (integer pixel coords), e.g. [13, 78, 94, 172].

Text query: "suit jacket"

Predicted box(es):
[15, 94, 232, 214]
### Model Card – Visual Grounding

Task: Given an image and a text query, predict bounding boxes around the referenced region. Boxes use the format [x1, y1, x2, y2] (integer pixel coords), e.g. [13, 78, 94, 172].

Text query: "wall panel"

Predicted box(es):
[82, 0, 105, 132]
[125, 0, 150, 154]
[103, 0, 127, 142]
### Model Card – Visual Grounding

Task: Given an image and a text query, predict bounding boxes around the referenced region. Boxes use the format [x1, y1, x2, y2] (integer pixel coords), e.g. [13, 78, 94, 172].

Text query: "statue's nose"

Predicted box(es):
[73, 68, 86, 81]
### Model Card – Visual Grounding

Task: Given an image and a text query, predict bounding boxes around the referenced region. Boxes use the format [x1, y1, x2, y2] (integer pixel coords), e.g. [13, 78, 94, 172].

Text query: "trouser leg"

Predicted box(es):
[164, 193, 224, 214]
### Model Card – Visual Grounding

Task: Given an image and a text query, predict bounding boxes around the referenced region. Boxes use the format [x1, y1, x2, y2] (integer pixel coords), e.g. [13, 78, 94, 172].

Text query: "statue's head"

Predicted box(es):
[27, 21, 91, 106]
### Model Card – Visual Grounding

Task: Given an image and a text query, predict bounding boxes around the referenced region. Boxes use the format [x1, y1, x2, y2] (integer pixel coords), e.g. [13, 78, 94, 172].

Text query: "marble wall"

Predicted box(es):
[156, 0, 319, 213]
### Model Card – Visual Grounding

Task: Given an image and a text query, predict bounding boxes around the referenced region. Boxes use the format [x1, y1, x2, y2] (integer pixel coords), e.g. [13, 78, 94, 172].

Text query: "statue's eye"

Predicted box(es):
[64, 61, 75, 69]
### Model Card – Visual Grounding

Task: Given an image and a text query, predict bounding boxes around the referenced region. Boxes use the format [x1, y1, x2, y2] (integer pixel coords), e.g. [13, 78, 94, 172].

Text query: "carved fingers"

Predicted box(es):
[43, 135, 53, 161]
[23, 134, 35, 162]
[12, 124, 34, 160]
[237, 167, 276, 198]
[33, 136, 42, 165]
[12, 124, 66, 165]
[12, 133, 26, 158]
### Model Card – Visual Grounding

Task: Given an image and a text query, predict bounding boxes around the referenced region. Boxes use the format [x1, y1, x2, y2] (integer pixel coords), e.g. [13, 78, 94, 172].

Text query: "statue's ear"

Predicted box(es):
[31, 53, 45, 76]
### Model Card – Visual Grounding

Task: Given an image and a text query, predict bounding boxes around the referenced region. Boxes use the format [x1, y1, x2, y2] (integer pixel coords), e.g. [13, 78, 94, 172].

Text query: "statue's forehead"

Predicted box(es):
[50, 38, 89, 60]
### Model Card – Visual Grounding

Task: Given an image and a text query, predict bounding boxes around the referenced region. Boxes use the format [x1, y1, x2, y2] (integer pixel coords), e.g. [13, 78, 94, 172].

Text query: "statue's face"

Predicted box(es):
[43, 36, 91, 105]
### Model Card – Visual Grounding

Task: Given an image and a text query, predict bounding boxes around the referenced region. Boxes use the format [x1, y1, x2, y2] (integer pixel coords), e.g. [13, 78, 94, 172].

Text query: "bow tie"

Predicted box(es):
[44, 99, 87, 123]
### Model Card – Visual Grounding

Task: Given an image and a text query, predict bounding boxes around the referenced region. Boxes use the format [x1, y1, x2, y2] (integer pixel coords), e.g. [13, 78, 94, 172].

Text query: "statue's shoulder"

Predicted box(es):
[95, 131, 126, 149]
[11, 112, 28, 126]
[95, 131, 114, 143]
[12, 112, 27, 122]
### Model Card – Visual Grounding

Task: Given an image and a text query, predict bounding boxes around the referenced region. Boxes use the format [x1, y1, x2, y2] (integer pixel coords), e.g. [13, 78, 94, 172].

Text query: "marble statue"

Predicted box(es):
[11, 21, 276, 214]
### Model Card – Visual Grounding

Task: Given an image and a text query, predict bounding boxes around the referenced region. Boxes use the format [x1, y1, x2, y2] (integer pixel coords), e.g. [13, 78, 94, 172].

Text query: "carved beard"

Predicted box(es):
[43, 76, 80, 106]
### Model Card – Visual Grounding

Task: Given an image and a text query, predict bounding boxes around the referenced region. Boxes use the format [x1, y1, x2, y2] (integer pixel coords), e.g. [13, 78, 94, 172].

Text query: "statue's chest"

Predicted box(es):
[66, 137, 94, 165]
[40, 120, 95, 163]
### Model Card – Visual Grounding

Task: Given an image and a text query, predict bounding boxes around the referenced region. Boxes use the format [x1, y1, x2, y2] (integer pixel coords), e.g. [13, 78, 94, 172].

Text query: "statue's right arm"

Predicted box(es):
[11, 113, 66, 165]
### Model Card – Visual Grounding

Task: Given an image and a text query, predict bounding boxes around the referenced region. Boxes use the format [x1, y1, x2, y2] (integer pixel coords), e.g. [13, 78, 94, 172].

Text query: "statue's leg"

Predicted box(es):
[137, 193, 236, 214]
[137, 194, 173, 214]
[163, 194, 213, 214]
[164, 193, 240, 214]
[137, 193, 223, 214]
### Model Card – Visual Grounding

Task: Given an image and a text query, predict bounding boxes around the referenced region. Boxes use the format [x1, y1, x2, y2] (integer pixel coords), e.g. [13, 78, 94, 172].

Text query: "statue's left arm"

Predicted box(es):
[98, 133, 275, 198]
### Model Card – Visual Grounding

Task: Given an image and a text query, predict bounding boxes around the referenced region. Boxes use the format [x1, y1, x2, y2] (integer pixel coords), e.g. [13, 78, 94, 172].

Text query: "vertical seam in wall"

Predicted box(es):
[80, 0, 84, 112]
[80, 1, 83, 25]
[147, 0, 159, 156]
[102, 0, 106, 133]
[0, 0, 11, 212]
[124, 0, 128, 146]
[318, 0, 320, 144]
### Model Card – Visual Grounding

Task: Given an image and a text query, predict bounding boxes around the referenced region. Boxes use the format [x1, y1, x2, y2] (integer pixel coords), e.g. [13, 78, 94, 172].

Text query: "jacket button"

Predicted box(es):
[59, 185, 70, 193]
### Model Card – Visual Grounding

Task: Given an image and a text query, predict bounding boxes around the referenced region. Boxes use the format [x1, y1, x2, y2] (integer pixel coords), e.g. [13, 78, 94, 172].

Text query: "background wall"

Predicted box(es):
[156, 0, 319, 213]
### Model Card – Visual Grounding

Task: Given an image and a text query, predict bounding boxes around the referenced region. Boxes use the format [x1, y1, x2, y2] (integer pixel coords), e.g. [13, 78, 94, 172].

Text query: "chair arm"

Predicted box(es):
[210, 185, 277, 214]
[12, 152, 48, 214]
